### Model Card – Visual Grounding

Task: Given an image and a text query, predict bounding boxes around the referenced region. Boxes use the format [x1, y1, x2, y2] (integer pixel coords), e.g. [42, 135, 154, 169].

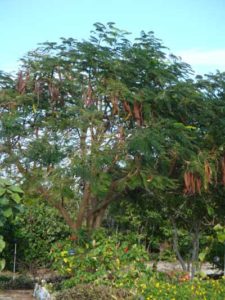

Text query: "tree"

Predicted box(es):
[1, 22, 225, 260]
[0, 23, 193, 232]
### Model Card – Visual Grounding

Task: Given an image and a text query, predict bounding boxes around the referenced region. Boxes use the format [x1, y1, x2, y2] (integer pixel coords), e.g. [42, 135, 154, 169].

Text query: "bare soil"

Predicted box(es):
[150, 261, 220, 275]
[0, 290, 33, 300]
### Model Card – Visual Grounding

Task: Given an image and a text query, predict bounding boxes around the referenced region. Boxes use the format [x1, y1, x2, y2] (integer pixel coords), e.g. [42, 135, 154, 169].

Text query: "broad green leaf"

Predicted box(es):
[0, 197, 9, 205]
[0, 188, 6, 197]
[10, 193, 21, 203]
[214, 224, 223, 231]
[0, 237, 5, 251]
[0, 259, 5, 271]
[207, 206, 214, 216]
[8, 185, 24, 194]
[0, 179, 11, 187]
[185, 125, 196, 130]
[3, 208, 13, 218]
[199, 249, 208, 262]
[217, 232, 225, 244]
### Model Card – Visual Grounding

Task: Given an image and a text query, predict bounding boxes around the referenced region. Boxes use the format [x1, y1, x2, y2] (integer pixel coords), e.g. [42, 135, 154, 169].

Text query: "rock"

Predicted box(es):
[33, 281, 51, 300]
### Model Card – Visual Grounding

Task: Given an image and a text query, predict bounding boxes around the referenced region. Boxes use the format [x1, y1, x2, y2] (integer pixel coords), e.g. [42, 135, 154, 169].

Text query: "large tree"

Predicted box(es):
[1, 23, 225, 240]
[0, 23, 187, 230]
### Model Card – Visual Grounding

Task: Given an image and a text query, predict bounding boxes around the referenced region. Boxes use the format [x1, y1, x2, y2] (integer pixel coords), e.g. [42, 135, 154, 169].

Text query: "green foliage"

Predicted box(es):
[204, 224, 225, 270]
[0, 178, 23, 271]
[1, 23, 225, 272]
[0, 236, 6, 270]
[54, 284, 134, 300]
[214, 224, 225, 243]
[53, 276, 225, 300]
[0, 22, 203, 233]
[3, 202, 70, 269]
[50, 229, 150, 288]
[26, 136, 65, 166]
[0, 274, 34, 290]
[139, 277, 225, 300]
[0, 179, 23, 222]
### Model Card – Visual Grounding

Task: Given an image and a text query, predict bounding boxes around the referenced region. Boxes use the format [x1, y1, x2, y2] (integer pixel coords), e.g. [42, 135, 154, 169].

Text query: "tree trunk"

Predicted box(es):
[75, 182, 91, 229]
[86, 203, 107, 229]
[54, 202, 77, 231]
[92, 208, 107, 229]
[190, 222, 200, 278]
[38, 187, 78, 232]
[86, 196, 97, 229]
[171, 219, 187, 271]
[85, 182, 118, 229]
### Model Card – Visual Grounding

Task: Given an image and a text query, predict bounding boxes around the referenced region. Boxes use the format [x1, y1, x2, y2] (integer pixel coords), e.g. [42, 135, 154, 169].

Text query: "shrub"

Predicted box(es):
[0, 274, 34, 290]
[50, 229, 150, 288]
[50, 230, 225, 300]
[53, 273, 225, 300]
[139, 277, 225, 300]
[54, 284, 134, 300]
[3, 202, 70, 270]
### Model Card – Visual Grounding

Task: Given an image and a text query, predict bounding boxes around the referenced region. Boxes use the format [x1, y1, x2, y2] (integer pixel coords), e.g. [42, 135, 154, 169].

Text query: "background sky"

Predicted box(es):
[1, 0, 225, 75]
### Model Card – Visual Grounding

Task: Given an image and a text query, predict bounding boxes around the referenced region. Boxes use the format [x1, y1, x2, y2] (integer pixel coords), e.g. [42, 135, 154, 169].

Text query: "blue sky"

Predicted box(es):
[1, 0, 225, 75]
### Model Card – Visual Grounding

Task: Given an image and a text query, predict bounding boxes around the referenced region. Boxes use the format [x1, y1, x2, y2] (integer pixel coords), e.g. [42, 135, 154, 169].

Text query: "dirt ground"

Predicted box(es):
[0, 290, 33, 300]
[150, 261, 220, 275]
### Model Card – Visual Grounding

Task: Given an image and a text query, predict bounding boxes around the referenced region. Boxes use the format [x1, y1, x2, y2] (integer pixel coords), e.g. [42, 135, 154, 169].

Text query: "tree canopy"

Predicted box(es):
[1, 22, 225, 256]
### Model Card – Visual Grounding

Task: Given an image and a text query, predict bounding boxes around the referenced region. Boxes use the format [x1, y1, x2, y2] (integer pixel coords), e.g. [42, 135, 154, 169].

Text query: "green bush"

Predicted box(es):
[49, 229, 225, 299]
[54, 284, 134, 300]
[3, 202, 70, 270]
[53, 272, 225, 300]
[50, 229, 150, 288]
[138, 277, 225, 300]
[0, 274, 34, 290]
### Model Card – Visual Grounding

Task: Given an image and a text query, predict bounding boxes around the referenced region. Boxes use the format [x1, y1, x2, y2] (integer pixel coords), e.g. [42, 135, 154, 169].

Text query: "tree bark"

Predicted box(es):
[92, 207, 107, 229]
[75, 182, 91, 229]
[86, 188, 118, 229]
[171, 219, 187, 271]
[54, 202, 77, 231]
[190, 222, 200, 278]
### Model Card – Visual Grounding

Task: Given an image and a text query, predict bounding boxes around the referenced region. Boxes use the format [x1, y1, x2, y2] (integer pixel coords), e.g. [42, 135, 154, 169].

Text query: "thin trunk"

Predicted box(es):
[54, 202, 77, 231]
[172, 219, 187, 271]
[190, 223, 200, 278]
[75, 126, 90, 229]
[75, 182, 91, 229]
[92, 208, 107, 229]
[80, 129, 87, 160]
[86, 196, 97, 229]
[38, 187, 77, 232]
[86, 194, 117, 229]
[87, 182, 117, 218]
